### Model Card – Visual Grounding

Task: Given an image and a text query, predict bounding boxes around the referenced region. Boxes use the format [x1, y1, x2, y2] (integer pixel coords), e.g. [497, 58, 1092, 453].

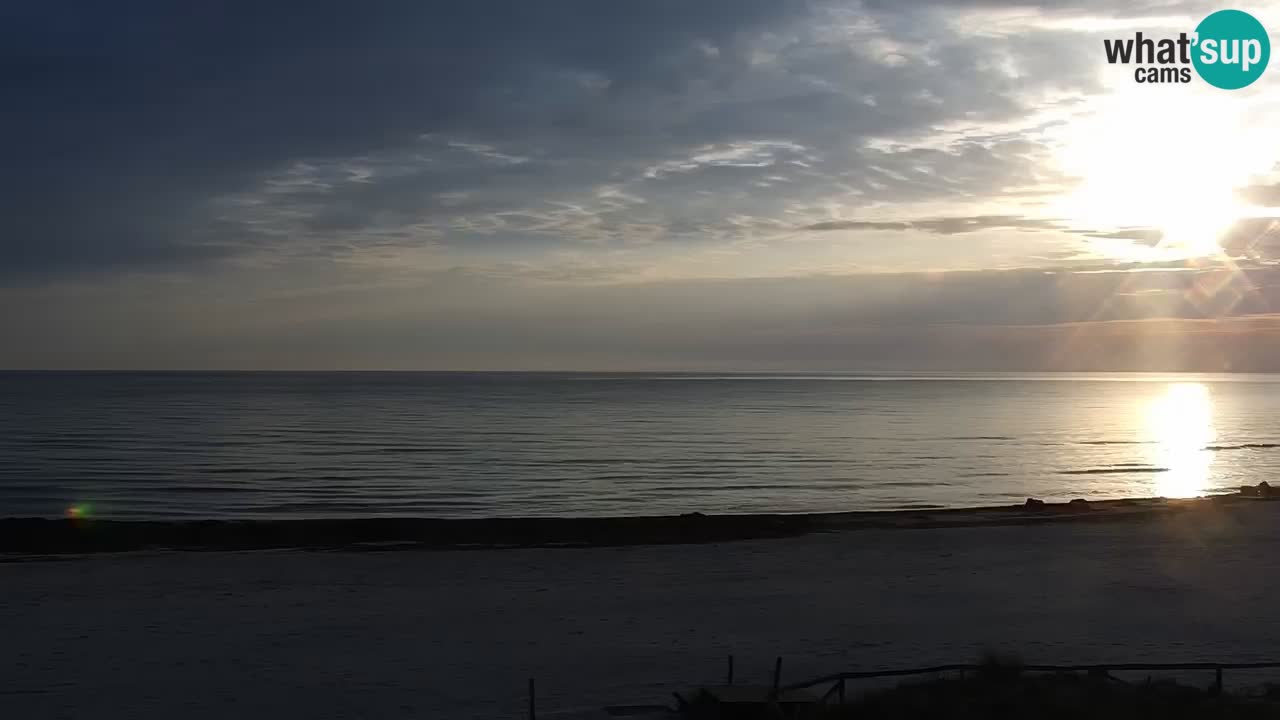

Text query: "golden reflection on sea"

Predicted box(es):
[1145, 383, 1215, 499]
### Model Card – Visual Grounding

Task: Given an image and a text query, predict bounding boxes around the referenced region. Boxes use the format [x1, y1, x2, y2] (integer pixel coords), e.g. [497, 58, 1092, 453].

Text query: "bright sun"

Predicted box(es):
[1050, 87, 1271, 260]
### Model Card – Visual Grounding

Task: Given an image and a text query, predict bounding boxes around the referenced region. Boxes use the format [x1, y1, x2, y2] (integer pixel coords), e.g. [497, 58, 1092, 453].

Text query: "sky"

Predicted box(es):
[5, 0, 1280, 371]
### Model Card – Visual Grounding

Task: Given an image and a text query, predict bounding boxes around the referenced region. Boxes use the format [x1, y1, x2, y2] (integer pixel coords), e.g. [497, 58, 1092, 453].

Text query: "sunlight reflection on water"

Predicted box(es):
[1146, 383, 1215, 498]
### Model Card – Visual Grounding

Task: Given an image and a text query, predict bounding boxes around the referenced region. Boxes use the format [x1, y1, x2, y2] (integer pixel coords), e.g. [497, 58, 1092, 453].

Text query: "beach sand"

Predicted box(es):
[5, 498, 1280, 718]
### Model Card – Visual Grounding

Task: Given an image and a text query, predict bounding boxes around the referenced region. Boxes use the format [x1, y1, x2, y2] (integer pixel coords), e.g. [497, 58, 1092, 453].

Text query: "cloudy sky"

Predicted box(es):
[5, 0, 1280, 370]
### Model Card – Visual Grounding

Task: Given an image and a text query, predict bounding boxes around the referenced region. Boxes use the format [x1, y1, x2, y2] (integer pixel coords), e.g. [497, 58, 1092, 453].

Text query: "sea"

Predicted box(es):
[2, 371, 1279, 520]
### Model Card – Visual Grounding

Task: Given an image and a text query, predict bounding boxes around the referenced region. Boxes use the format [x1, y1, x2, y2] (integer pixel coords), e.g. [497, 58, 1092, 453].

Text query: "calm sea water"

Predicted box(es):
[2, 371, 1279, 520]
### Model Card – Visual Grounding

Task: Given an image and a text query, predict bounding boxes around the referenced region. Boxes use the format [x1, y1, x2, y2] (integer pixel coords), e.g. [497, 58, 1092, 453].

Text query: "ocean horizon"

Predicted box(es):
[4, 370, 1278, 521]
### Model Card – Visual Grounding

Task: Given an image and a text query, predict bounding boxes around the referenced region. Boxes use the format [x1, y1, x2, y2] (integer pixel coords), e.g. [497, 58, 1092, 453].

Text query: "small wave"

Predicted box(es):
[1204, 443, 1280, 451]
[943, 435, 1015, 441]
[1060, 466, 1169, 475]
[1077, 440, 1155, 446]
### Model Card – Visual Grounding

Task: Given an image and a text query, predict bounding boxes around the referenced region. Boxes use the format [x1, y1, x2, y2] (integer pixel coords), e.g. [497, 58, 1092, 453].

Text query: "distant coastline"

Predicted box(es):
[4, 492, 1274, 556]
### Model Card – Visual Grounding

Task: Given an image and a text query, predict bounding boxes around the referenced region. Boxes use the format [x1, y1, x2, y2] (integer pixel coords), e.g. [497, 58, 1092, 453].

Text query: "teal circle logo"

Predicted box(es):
[1192, 9, 1270, 89]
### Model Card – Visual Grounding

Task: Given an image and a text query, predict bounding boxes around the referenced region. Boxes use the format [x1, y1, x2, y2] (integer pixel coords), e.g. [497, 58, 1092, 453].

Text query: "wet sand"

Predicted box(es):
[5, 498, 1280, 718]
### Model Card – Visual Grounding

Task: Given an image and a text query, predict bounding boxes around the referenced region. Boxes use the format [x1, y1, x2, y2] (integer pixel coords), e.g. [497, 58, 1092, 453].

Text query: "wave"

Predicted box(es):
[1072, 441, 1280, 452]
[1060, 466, 1169, 475]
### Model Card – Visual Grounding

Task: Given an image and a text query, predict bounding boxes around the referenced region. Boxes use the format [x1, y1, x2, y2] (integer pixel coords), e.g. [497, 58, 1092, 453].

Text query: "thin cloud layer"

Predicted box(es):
[6, 264, 1280, 370]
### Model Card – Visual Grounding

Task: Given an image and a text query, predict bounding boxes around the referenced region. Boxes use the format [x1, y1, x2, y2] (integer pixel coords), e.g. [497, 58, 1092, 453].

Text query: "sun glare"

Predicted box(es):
[1050, 88, 1272, 261]
[1145, 383, 1215, 499]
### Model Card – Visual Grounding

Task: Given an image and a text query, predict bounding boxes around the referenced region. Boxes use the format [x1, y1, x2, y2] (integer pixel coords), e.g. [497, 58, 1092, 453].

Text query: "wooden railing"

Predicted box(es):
[527, 659, 1280, 717]
[780, 660, 1280, 704]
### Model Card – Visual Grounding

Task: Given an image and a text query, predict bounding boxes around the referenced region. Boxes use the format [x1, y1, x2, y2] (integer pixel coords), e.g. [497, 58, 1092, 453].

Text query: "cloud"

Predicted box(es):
[1238, 183, 1280, 207]
[6, 261, 1280, 370]
[801, 214, 1063, 234]
[0, 0, 1139, 282]
[1080, 228, 1164, 246]
[8, 0, 1279, 371]
[1220, 218, 1280, 261]
[1, 0, 811, 278]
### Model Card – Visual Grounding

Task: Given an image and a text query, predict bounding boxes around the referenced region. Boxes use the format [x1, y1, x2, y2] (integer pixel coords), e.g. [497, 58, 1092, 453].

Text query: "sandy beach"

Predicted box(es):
[5, 498, 1280, 719]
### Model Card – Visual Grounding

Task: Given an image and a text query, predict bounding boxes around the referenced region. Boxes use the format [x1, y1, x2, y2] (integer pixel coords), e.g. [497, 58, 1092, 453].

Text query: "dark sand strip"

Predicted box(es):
[3, 494, 1274, 555]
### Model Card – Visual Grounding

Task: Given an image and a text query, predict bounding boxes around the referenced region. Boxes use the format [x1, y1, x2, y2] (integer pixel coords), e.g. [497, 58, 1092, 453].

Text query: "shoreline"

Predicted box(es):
[4, 492, 1275, 555]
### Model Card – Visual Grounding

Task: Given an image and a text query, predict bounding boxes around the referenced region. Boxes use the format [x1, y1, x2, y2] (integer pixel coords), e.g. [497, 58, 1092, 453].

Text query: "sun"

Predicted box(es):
[1048, 86, 1270, 260]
